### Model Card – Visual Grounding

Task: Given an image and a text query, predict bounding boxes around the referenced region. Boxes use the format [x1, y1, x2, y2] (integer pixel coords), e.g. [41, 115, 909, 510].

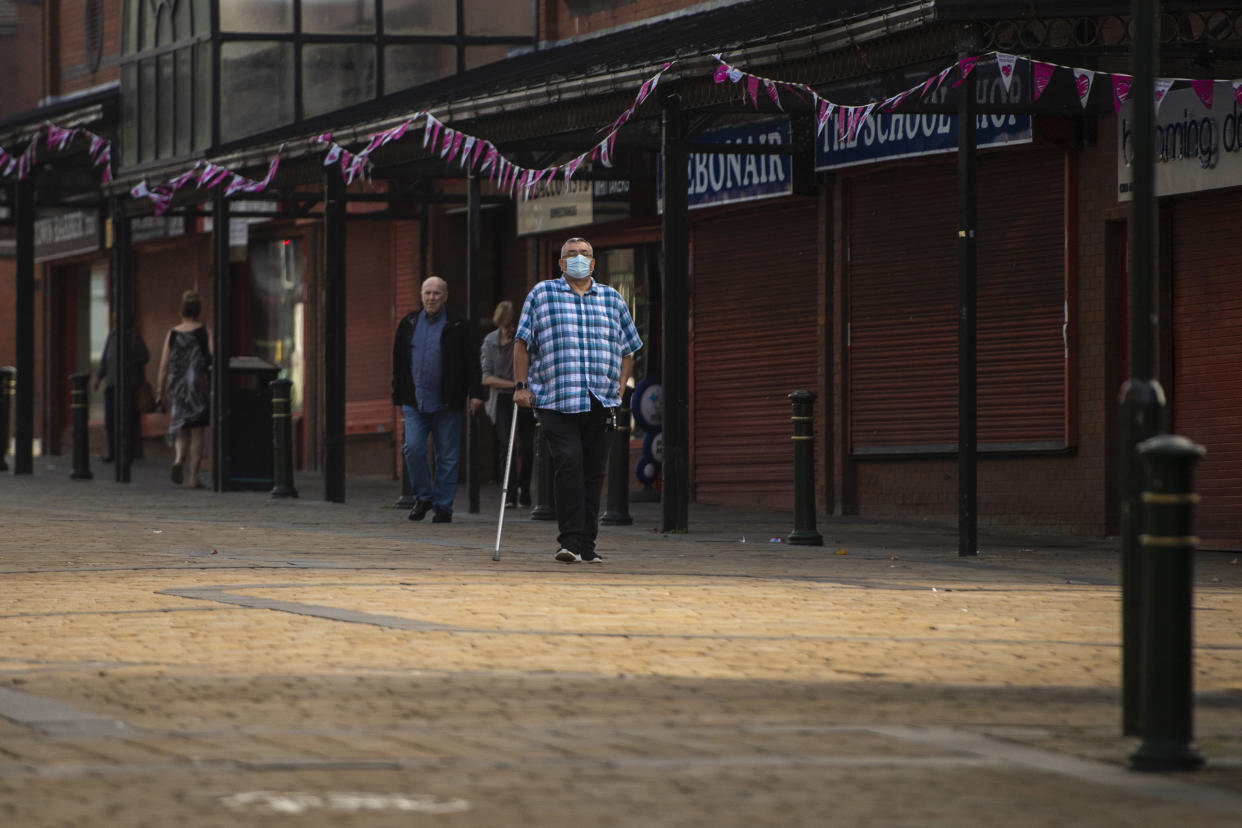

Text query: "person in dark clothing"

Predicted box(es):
[391, 276, 484, 523]
[155, 290, 213, 488]
[93, 321, 150, 463]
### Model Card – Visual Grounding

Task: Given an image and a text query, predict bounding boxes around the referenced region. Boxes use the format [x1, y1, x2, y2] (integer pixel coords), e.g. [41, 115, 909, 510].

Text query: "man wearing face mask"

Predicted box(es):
[513, 237, 643, 563]
[392, 276, 485, 524]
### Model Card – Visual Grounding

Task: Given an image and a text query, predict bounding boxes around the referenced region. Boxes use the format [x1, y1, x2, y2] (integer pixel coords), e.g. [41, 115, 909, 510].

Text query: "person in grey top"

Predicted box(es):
[481, 300, 534, 508]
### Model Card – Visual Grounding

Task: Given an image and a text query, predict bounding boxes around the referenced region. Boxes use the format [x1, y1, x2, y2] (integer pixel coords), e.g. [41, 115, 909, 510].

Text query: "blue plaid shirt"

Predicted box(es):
[516, 277, 642, 413]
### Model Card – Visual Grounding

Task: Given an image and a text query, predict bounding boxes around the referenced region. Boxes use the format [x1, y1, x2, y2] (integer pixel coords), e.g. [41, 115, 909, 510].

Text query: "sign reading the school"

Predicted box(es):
[815, 68, 1032, 170]
[658, 118, 792, 212]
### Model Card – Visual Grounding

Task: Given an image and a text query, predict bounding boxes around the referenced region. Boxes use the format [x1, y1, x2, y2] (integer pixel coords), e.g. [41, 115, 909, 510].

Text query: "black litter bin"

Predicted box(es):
[229, 356, 280, 490]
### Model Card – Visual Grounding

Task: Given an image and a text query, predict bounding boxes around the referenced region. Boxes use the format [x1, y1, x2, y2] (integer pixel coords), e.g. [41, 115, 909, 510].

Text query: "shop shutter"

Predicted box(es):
[1172, 192, 1242, 545]
[346, 222, 396, 434]
[847, 148, 1066, 453]
[691, 199, 819, 507]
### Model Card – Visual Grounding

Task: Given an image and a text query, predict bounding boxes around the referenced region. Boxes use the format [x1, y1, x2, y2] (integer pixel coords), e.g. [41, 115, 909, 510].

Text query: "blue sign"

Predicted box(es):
[816, 110, 1031, 170]
[659, 118, 792, 211]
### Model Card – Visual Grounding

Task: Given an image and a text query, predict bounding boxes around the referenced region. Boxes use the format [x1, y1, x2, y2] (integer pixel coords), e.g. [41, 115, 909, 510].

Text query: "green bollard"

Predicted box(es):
[786, 390, 823, 546]
[0, 366, 12, 472]
[69, 373, 93, 480]
[530, 420, 555, 521]
[601, 389, 633, 526]
[270, 379, 298, 499]
[1129, 433, 1206, 772]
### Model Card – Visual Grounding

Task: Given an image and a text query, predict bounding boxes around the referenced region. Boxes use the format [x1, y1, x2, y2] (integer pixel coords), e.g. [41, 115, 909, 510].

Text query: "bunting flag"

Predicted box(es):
[1191, 78, 1214, 109]
[1033, 61, 1056, 101]
[1154, 78, 1175, 113]
[996, 52, 1018, 94]
[1073, 68, 1095, 108]
[765, 80, 782, 110]
[1112, 74, 1132, 114]
[953, 57, 978, 87]
[1234, 81, 1242, 108]
[747, 75, 760, 109]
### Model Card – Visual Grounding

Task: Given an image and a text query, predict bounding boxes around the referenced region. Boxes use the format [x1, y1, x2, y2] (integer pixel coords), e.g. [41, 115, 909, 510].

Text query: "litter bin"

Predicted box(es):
[229, 356, 280, 490]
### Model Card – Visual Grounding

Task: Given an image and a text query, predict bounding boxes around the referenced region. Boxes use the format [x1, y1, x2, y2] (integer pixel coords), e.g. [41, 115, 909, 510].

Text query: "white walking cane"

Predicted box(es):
[493, 396, 520, 561]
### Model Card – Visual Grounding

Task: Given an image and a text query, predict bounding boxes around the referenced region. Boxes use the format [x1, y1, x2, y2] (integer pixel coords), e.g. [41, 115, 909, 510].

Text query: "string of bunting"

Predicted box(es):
[11, 50, 1240, 216]
[0, 121, 112, 184]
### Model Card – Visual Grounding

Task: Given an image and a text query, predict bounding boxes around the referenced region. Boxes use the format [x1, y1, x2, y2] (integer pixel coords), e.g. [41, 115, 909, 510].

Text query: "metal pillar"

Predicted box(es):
[787, 390, 823, 546]
[1121, 0, 1167, 737]
[14, 174, 34, 474]
[211, 193, 233, 492]
[111, 204, 134, 483]
[270, 378, 298, 498]
[530, 421, 555, 521]
[601, 388, 633, 526]
[69, 373, 93, 480]
[0, 366, 12, 471]
[1130, 434, 1205, 771]
[957, 51, 978, 558]
[466, 170, 481, 514]
[323, 172, 347, 503]
[660, 91, 690, 533]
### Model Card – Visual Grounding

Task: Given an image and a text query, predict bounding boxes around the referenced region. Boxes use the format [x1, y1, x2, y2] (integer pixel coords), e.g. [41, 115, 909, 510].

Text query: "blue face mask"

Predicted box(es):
[564, 254, 592, 280]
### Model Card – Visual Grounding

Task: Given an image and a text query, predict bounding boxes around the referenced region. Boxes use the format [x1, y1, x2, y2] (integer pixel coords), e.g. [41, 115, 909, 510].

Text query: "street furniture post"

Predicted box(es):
[270, 379, 298, 499]
[1130, 434, 1206, 772]
[601, 388, 634, 526]
[530, 420, 555, 521]
[786, 390, 823, 546]
[69, 373, 93, 480]
[0, 367, 13, 472]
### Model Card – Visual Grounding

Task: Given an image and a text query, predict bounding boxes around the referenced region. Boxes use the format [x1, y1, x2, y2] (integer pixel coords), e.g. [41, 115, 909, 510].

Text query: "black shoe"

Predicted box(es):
[408, 500, 432, 521]
[432, 508, 452, 523]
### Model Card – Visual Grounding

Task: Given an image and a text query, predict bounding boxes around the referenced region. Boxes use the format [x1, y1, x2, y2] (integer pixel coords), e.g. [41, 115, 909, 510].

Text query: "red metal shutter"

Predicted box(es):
[847, 148, 1066, 453]
[1172, 193, 1242, 546]
[345, 222, 396, 434]
[691, 199, 819, 507]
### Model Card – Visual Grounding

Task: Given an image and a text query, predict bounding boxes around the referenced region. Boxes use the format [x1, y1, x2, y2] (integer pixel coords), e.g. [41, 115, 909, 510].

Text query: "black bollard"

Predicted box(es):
[270, 379, 298, 499]
[530, 419, 555, 520]
[69, 373, 93, 480]
[601, 390, 633, 526]
[1130, 434, 1206, 772]
[786, 390, 823, 546]
[0, 366, 12, 472]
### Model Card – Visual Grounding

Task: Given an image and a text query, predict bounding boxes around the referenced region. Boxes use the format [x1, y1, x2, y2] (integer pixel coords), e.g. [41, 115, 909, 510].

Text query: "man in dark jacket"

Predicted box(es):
[392, 276, 484, 522]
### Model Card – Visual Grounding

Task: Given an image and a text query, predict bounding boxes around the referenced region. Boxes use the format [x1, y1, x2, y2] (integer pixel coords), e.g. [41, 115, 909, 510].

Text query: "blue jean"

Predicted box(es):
[402, 404, 462, 514]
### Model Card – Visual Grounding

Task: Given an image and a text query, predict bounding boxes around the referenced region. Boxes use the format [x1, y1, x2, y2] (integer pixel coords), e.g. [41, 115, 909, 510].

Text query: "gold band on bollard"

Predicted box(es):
[1139, 534, 1200, 548]
[1140, 492, 1201, 505]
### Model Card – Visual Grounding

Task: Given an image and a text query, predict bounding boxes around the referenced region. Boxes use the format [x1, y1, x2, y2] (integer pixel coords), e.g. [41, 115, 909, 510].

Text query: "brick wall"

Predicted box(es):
[54, 0, 122, 97]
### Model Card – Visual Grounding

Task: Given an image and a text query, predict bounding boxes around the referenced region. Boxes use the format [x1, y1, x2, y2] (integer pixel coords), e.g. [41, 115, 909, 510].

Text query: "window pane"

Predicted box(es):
[122, 0, 139, 53]
[384, 0, 454, 35]
[175, 48, 193, 156]
[465, 45, 511, 72]
[141, 0, 157, 50]
[220, 41, 294, 141]
[463, 2, 530, 37]
[193, 0, 211, 36]
[121, 63, 138, 166]
[302, 44, 376, 118]
[383, 44, 454, 93]
[158, 52, 174, 158]
[303, 0, 376, 34]
[156, 4, 174, 44]
[139, 58, 156, 161]
[194, 41, 213, 150]
[219, 0, 293, 32]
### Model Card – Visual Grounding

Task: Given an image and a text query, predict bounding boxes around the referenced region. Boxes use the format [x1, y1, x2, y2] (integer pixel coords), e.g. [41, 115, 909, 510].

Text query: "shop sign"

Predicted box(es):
[516, 178, 630, 236]
[34, 209, 100, 262]
[131, 215, 186, 243]
[1117, 85, 1242, 200]
[815, 66, 1031, 170]
[659, 118, 792, 212]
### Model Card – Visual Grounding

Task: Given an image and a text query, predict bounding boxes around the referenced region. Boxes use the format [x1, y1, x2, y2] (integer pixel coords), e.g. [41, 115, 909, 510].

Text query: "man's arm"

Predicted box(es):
[619, 354, 634, 400]
[513, 338, 533, 409]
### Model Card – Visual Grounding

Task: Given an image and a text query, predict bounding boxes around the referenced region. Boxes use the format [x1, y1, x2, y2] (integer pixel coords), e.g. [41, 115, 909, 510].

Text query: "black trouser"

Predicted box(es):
[492, 393, 534, 501]
[536, 397, 612, 556]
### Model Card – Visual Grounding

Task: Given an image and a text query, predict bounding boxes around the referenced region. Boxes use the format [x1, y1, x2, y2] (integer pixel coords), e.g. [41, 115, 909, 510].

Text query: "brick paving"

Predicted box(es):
[1, 456, 1241, 827]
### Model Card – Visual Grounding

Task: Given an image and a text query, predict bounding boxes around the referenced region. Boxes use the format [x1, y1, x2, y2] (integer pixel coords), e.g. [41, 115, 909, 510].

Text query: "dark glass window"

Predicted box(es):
[220, 42, 296, 142]
[303, 44, 377, 118]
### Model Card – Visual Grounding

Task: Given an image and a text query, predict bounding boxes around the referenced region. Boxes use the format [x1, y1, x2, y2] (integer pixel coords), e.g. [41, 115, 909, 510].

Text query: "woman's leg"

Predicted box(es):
[186, 428, 204, 486]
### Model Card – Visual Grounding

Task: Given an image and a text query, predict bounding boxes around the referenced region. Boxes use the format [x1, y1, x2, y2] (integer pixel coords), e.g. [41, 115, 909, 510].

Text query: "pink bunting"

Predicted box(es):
[1234, 81, 1242, 108]
[1112, 74, 1132, 115]
[953, 57, 978, 87]
[472, 138, 487, 169]
[1154, 79, 1175, 113]
[1032, 62, 1056, 101]
[1191, 79, 1214, 109]
[747, 75, 760, 109]
[765, 80, 782, 110]
[324, 144, 342, 166]
[312, 132, 333, 144]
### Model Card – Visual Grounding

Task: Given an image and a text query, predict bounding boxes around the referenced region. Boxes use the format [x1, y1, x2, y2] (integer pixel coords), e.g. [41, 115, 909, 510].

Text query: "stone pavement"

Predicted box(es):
[1, 456, 1240, 827]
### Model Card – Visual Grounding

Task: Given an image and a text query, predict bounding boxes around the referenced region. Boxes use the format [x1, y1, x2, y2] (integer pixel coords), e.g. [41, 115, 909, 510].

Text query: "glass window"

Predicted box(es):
[157, 53, 175, 158]
[88, 264, 109, 423]
[248, 237, 305, 412]
[220, 41, 295, 141]
[121, 63, 138, 166]
[302, 44, 377, 118]
[193, 0, 211, 36]
[463, 3, 531, 37]
[140, 0, 157, 50]
[139, 58, 156, 161]
[219, 0, 293, 33]
[383, 0, 454, 35]
[157, 4, 174, 43]
[465, 45, 512, 72]
[303, 0, 376, 35]
[383, 44, 455, 93]
[175, 49, 193, 157]
[194, 41, 213, 150]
